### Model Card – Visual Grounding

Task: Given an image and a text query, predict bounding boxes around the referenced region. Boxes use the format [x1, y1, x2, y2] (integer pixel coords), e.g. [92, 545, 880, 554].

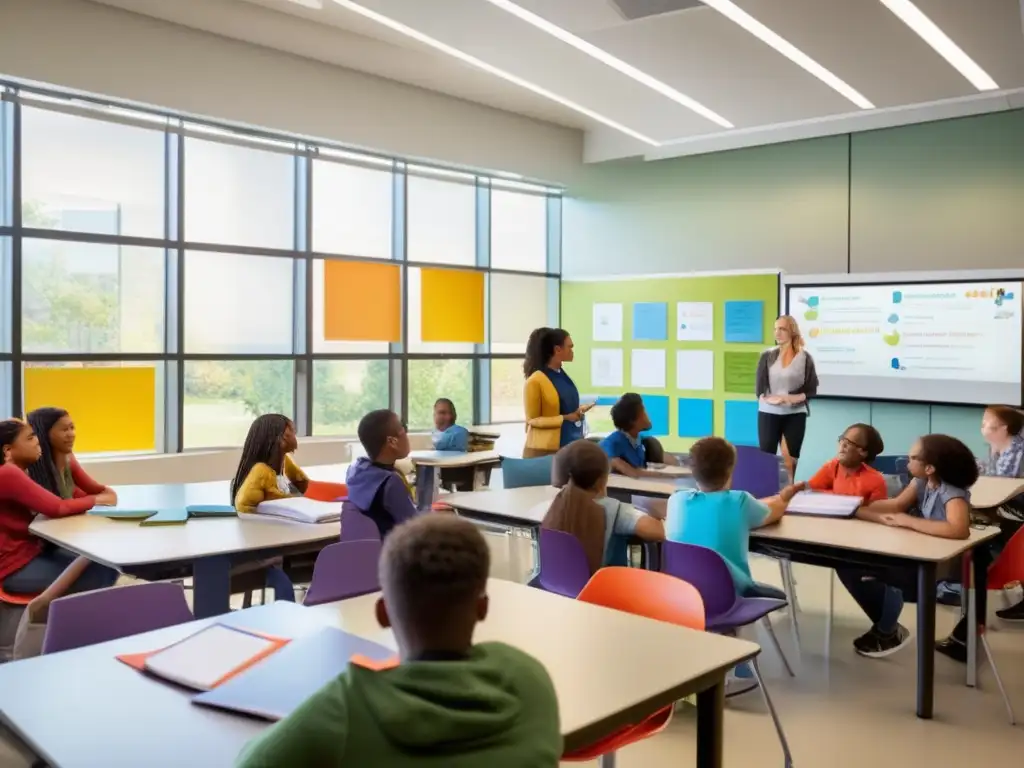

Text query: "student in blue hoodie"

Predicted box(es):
[431, 398, 469, 452]
[344, 409, 419, 539]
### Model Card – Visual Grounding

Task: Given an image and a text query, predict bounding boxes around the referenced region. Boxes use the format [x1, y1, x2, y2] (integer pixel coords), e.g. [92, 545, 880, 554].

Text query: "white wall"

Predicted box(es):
[0, 0, 584, 183]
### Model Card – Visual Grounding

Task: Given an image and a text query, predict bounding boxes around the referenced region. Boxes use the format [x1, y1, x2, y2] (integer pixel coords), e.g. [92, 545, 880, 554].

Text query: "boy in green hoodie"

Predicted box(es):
[235, 515, 562, 767]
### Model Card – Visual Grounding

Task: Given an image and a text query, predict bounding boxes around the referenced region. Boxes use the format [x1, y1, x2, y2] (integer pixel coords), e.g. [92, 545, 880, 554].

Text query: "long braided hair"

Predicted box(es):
[0, 419, 29, 466]
[26, 407, 69, 496]
[230, 413, 293, 503]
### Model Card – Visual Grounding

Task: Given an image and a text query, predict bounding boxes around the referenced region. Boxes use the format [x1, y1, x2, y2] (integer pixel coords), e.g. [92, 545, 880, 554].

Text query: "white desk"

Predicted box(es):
[969, 475, 1024, 510]
[606, 473, 692, 499]
[409, 451, 502, 509]
[0, 580, 756, 768]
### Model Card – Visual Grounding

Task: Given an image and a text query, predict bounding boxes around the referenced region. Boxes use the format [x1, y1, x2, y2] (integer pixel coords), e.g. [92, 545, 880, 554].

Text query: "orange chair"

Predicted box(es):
[304, 481, 348, 502]
[565, 567, 705, 762]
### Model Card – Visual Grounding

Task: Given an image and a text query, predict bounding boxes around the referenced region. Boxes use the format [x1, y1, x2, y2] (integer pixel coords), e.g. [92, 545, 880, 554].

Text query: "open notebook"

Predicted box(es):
[255, 497, 341, 524]
[786, 491, 861, 519]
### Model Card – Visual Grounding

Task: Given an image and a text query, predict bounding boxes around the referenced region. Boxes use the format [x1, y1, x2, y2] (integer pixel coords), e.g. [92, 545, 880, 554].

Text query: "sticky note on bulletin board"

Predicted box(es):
[23, 366, 157, 453]
[724, 400, 759, 447]
[724, 301, 764, 343]
[632, 302, 668, 341]
[639, 395, 670, 437]
[421, 268, 485, 343]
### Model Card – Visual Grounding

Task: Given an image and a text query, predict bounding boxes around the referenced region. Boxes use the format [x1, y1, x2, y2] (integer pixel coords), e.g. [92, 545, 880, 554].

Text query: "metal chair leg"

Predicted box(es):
[780, 560, 802, 659]
[242, 590, 253, 609]
[751, 657, 794, 767]
[598, 752, 618, 768]
[981, 635, 1017, 725]
[825, 569, 835, 657]
[761, 616, 795, 677]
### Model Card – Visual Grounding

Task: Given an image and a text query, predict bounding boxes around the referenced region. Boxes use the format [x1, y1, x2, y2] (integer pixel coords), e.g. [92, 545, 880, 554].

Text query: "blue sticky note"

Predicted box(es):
[724, 400, 760, 447]
[724, 301, 764, 343]
[639, 395, 670, 438]
[678, 398, 713, 438]
[633, 302, 668, 341]
[595, 396, 619, 407]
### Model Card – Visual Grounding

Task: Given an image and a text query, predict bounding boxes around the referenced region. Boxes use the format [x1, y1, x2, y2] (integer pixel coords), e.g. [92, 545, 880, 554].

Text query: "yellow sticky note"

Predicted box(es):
[420, 268, 485, 343]
[323, 260, 401, 342]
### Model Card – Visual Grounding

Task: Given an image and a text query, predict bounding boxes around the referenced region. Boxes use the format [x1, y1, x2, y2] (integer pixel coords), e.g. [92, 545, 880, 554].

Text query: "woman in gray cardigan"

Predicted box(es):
[755, 315, 819, 482]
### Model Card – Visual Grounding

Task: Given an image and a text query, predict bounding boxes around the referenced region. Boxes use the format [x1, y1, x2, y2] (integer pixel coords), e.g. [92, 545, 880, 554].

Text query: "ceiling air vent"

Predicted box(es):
[607, 0, 706, 21]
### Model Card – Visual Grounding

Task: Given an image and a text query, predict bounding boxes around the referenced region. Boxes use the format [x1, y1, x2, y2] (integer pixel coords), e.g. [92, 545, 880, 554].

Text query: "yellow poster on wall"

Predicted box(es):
[421, 268, 485, 343]
[23, 366, 157, 453]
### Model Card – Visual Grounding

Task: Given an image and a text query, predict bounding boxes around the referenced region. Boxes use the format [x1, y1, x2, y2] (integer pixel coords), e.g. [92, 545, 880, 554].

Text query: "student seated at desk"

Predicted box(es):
[0, 419, 118, 596]
[839, 434, 976, 659]
[545, 440, 664, 574]
[345, 409, 418, 539]
[236, 514, 562, 768]
[26, 407, 118, 505]
[807, 423, 888, 505]
[431, 398, 469, 452]
[599, 394, 671, 519]
[666, 437, 801, 600]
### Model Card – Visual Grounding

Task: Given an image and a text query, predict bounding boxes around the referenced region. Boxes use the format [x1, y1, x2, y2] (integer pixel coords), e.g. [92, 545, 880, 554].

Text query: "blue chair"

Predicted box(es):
[502, 455, 555, 488]
[872, 455, 910, 490]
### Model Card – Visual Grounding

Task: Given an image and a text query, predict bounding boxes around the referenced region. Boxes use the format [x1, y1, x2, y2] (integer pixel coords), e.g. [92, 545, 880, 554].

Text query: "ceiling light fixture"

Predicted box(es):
[329, 0, 660, 145]
[480, 0, 733, 128]
[700, 0, 874, 109]
[878, 0, 998, 91]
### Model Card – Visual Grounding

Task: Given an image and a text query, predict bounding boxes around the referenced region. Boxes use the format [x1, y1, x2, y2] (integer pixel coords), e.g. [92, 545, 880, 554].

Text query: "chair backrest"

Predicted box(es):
[661, 541, 739, 620]
[340, 505, 381, 542]
[732, 445, 781, 498]
[537, 528, 592, 598]
[502, 455, 555, 489]
[304, 481, 348, 502]
[577, 567, 705, 630]
[988, 525, 1024, 590]
[304, 540, 383, 606]
[43, 582, 194, 655]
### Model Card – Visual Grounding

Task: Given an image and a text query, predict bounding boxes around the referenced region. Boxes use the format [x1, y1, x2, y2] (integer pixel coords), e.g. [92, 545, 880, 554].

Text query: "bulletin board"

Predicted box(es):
[561, 272, 779, 451]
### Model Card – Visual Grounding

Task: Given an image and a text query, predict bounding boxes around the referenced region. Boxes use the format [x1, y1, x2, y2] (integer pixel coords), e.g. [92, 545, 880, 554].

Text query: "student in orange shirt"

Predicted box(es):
[807, 423, 888, 505]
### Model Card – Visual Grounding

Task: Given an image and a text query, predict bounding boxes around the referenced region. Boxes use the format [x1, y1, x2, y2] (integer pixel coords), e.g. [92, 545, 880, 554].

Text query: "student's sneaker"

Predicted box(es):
[725, 662, 758, 698]
[995, 599, 1024, 622]
[853, 624, 912, 658]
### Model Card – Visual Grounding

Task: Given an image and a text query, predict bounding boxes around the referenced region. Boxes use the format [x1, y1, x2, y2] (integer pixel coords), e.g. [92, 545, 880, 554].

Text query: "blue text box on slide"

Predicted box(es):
[639, 395, 670, 438]
[724, 400, 760, 447]
[724, 301, 764, 343]
[678, 398, 714, 438]
[633, 302, 668, 341]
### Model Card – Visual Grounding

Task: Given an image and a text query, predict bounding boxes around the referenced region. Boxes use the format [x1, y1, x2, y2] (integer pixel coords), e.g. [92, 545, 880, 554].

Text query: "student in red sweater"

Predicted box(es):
[26, 407, 118, 504]
[0, 419, 118, 595]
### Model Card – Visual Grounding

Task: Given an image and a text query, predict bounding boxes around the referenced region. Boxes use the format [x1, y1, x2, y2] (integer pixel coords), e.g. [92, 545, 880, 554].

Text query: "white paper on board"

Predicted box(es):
[631, 349, 666, 389]
[676, 349, 714, 391]
[592, 303, 623, 342]
[677, 302, 714, 342]
[591, 348, 623, 388]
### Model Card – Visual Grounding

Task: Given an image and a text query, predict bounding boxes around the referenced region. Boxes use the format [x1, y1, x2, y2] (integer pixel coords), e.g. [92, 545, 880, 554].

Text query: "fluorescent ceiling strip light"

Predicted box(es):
[284, 0, 324, 8]
[878, 0, 998, 91]
[481, 0, 733, 128]
[329, 0, 660, 146]
[701, 0, 874, 109]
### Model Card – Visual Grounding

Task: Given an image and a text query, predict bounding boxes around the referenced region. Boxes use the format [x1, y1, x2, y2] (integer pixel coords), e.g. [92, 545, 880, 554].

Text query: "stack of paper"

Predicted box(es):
[786, 491, 861, 519]
[255, 497, 341, 524]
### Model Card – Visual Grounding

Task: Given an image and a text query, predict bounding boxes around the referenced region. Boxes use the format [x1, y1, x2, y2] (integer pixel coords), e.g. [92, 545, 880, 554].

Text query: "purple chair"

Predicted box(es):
[340, 506, 381, 543]
[662, 541, 793, 766]
[733, 445, 782, 498]
[43, 582, 194, 655]
[303, 540, 382, 606]
[535, 529, 591, 598]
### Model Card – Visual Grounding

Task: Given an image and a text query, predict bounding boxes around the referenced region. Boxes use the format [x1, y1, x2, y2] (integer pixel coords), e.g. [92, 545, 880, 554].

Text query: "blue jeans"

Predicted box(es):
[3, 547, 119, 595]
[837, 567, 918, 634]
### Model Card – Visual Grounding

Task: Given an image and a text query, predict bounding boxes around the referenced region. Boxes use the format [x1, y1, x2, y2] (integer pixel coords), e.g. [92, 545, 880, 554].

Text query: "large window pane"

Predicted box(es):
[311, 259, 391, 354]
[407, 359, 474, 431]
[184, 251, 293, 353]
[490, 273, 558, 354]
[184, 137, 295, 249]
[22, 238, 165, 354]
[21, 107, 165, 238]
[0, 99, 11, 227]
[407, 267, 478, 354]
[313, 360, 389, 436]
[0, 237, 10, 352]
[312, 159, 392, 258]
[0, 362, 11, 416]
[491, 189, 547, 272]
[407, 174, 476, 266]
[183, 360, 294, 449]
[490, 358, 525, 423]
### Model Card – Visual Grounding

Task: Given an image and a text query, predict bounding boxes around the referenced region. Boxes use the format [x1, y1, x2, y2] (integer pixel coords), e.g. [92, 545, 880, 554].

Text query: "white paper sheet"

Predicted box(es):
[631, 349, 666, 389]
[592, 303, 623, 342]
[676, 302, 714, 342]
[676, 349, 714, 391]
[591, 348, 623, 388]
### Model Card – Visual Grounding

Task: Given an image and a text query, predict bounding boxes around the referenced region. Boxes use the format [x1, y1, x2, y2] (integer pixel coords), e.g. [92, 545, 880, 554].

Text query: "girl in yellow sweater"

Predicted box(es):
[231, 414, 309, 513]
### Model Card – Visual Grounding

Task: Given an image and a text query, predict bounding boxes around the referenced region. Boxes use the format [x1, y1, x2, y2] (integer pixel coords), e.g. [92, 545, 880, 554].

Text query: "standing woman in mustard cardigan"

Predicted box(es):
[522, 327, 592, 458]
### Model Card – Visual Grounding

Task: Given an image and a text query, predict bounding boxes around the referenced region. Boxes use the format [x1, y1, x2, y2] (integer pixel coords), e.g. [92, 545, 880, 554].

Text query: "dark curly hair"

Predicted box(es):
[523, 327, 569, 378]
[610, 393, 645, 431]
[845, 423, 884, 462]
[689, 436, 736, 490]
[916, 434, 979, 490]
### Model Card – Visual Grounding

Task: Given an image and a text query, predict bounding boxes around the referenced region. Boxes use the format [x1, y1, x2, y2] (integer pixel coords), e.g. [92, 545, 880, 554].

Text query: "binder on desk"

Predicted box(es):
[786, 491, 861, 519]
[192, 626, 393, 721]
[88, 507, 158, 520]
[140, 508, 190, 526]
[186, 505, 238, 518]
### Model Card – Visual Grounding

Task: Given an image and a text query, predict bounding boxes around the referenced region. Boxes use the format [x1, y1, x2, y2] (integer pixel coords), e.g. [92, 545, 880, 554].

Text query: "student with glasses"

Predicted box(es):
[806, 424, 888, 505]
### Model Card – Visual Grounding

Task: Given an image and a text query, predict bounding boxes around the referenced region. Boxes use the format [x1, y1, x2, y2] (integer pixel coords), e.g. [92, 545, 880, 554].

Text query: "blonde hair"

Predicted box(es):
[777, 315, 804, 352]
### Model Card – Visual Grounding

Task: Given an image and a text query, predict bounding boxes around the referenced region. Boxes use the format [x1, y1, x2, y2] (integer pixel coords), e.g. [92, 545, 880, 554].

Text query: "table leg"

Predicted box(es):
[968, 545, 991, 688]
[696, 679, 725, 768]
[192, 555, 232, 619]
[415, 466, 435, 511]
[916, 562, 937, 719]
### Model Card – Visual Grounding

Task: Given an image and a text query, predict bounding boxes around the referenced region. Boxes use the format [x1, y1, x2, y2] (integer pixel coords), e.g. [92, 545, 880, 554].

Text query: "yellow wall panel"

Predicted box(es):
[420, 268, 485, 343]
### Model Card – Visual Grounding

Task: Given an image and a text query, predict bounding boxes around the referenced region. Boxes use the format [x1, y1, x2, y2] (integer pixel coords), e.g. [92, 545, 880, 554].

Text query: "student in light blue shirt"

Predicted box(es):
[431, 398, 469, 452]
[666, 436, 799, 598]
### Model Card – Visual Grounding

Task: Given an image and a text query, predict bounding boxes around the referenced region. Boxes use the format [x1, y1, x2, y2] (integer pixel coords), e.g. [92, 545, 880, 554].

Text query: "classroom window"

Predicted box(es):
[490, 189, 548, 273]
[489, 273, 558, 354]
[0, 99, 10, 227]
[312, 360, 390, 436]
[407, 359, 475, 431]
[311, 258, 393, 354]
[183, 251, 294, 354]
[312, 158, 393, 259]
[184, 137, 295, 250]
[0, 362, 9, 415]
[406, 266, 482, 354]
[0, 237, 10, 353]
[21, 238, 166, 354]
[183, 359, 295, 449]
[406, 173, 476, 266]
[20, 107, 166, 238]
[490, 358, 524, 423]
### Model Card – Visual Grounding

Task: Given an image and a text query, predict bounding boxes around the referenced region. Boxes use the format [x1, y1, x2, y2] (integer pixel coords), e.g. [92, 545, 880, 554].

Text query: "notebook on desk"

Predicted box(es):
[139, 508, 190, 526]
[186, 505, 238, 518]
[786, 491, 861, 519]
[193, 626, 393, 721]
[88, 507, 158, 520]
[255, 497, 341, 524]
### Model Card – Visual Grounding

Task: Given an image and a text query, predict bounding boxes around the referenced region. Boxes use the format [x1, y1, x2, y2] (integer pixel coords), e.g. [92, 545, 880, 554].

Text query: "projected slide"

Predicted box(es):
[787, 281, 1023, 405]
